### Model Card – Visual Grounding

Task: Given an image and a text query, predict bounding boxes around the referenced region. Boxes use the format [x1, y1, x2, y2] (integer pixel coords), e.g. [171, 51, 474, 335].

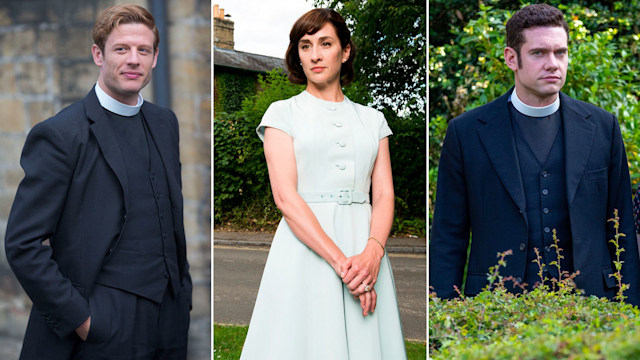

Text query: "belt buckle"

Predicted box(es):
[337, 189, 352, 205]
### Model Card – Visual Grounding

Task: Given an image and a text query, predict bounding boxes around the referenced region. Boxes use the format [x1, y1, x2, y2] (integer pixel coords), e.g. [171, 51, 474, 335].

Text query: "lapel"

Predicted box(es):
[85, 88, 130, 210]
[560, 93, 595, 206]
[477, 89, 527, 214]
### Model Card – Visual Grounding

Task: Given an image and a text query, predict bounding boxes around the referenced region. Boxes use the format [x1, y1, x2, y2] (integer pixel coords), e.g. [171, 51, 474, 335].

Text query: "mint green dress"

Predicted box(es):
[239, 91, 407, 360]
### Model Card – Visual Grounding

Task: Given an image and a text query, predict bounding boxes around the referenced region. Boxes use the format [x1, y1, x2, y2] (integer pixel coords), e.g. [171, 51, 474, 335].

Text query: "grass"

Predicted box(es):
[213, 324, 248, 360]
[214, 323, 426, 359]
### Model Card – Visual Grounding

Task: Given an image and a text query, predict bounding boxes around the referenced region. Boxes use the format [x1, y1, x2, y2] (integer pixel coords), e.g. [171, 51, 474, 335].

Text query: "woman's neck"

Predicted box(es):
[305, 82, 344, 102]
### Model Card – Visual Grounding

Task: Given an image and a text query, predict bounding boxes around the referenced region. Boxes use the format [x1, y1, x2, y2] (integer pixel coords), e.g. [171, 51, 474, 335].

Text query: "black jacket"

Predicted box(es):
[5, 88, 191, 359]
[430, 89, 640, 305]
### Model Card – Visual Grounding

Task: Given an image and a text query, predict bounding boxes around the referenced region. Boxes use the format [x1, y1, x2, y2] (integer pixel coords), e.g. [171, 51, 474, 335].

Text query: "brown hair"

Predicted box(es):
[506, 3, 568, 67]
[285, 8, 356, 86]
[93, 4, 159, 52]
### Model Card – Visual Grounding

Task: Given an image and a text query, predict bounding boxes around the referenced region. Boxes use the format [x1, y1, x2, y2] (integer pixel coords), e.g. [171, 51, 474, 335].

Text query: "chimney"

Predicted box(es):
[213, 4, 234, 50]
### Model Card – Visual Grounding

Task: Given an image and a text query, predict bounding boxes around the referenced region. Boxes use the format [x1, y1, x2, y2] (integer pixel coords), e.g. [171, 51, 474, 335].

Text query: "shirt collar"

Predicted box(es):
[94, 83, 143, 117]
[509, 87, 560, 117]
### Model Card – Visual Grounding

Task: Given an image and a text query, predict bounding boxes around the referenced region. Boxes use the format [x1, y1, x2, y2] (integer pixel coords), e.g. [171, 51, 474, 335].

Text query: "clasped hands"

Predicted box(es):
[337, 241, 385, 317]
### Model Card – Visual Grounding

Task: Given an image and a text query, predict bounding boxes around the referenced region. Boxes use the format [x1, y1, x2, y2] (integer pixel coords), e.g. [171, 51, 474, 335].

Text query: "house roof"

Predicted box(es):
[214, 46, 287, 73]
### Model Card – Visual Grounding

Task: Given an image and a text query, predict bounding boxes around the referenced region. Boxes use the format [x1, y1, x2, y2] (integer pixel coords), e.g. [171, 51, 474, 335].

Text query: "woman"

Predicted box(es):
[240, 8, 406, 359]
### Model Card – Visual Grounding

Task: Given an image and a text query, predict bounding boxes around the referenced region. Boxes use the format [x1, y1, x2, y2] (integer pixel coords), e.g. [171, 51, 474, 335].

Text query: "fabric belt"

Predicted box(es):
[299, 189, 369, 205]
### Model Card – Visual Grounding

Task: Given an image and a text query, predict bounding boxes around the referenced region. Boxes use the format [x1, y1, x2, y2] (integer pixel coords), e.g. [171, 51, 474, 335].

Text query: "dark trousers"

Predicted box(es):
[71, 283, 190, 360]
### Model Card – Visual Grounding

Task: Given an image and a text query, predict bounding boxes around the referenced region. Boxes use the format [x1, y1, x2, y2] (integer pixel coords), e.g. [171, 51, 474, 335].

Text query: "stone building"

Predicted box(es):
[0, 0, 211, 358]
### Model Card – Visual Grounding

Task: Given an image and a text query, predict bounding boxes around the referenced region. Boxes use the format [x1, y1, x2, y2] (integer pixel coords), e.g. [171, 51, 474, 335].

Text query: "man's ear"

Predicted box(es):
[504, 47, 519, 71]
[151, 47, 159, 69]
[91, 44, 103, 67]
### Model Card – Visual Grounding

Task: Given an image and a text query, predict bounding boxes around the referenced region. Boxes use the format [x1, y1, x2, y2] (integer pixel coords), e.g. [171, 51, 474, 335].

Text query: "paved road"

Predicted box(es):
[214, 245, 426, 341]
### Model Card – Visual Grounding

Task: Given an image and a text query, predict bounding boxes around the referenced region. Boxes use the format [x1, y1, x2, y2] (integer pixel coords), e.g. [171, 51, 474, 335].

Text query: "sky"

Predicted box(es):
[215, 0, 317, 58]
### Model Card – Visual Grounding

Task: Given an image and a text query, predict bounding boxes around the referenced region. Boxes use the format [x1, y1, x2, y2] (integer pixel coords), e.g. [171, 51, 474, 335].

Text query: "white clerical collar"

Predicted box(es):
[94, 83, 143, 116]
[509, 87, 560, 117]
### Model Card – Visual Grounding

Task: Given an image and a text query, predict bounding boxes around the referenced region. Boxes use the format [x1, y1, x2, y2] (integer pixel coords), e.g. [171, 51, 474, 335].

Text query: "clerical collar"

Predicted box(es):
[95, 83, 143, 116]
[509, 87, 560, 117]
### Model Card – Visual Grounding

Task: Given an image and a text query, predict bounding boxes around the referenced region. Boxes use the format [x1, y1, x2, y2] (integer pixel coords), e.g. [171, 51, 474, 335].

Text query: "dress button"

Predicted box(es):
[338, 141, 346, 147]
[339, 164, 346, 170]
[544, 227, 550, 233]
[543, 208, 549, 214]
[542, 189, 549, 195]
[519, 243, 526, 251]
[334, 121, 343, 127]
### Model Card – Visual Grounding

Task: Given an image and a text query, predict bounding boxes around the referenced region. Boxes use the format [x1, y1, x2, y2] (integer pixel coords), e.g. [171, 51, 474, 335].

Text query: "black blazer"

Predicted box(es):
[430, 89, 640, 305]
[5, 89, 191, 358]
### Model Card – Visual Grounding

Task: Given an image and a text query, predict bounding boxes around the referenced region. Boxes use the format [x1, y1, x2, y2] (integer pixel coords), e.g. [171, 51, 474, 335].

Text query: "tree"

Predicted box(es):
[314, 0, 426, 115]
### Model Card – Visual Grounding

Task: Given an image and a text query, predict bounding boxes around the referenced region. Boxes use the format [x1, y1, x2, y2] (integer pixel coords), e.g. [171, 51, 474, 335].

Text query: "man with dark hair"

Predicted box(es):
[5, 4, 191, 359]
[430, 3, 640, 305]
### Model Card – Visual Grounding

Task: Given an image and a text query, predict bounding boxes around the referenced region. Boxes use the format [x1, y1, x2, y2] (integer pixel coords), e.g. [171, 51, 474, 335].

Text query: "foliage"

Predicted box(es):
[213, 323, 427, 359]
[214, 69, 303, 230]
[429, 1, 640, 220]
[429, 214, 634, 359]
[214, 71, 257, 113]
[608, 209, 630, 302]
[313, 0, 426, 116]
[430, 287, 640, 359]
[386, 110, 426, 225]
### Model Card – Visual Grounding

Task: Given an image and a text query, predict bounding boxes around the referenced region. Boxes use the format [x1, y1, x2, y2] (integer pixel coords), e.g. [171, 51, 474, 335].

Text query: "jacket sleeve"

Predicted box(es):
[429, 119, 471, 299]
[5, 120, 90, 338]
[607, 116, 640, 306]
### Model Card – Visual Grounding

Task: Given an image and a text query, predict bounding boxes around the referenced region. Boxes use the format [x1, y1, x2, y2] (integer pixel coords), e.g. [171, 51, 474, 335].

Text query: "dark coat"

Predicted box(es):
[5, 89, 191, 359]
[429, 89, 640, 305]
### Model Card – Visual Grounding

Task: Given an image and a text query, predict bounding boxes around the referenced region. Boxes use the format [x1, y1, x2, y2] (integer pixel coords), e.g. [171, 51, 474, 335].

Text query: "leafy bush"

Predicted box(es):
[214, 70, 303, 230]
[429, 212, 637, 359]
[214, 71, 257, 113]
[430, 288, 640, 359]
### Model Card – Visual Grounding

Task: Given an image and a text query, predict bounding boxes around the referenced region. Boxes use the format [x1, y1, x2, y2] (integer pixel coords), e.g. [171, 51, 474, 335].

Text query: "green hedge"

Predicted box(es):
[430, 214, 636, 359]
[213, 70, 303, 230]
[430, 288, 640, 359]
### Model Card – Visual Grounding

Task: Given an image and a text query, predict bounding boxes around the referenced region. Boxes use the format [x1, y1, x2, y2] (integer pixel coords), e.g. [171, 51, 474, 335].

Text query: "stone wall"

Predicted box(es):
[0, 0, 211, 358]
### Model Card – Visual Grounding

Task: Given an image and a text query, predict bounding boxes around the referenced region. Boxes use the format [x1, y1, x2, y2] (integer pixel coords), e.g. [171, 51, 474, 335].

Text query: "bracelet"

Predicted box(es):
[368, 237, 385, 252]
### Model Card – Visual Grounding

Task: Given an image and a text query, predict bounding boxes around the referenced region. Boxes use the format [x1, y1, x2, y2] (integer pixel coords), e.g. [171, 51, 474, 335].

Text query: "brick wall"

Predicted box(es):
[0, 1, 211, 358]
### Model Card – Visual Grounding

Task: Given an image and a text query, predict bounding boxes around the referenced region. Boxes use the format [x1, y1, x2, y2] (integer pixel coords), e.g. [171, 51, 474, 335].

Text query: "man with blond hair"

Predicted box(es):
[5, 4, 191, 359]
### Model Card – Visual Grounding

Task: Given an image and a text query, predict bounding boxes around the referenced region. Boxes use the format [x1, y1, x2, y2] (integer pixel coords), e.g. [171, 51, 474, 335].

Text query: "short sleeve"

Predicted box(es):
[378, 111, 393, 139]
[256, 101, 292, 142]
